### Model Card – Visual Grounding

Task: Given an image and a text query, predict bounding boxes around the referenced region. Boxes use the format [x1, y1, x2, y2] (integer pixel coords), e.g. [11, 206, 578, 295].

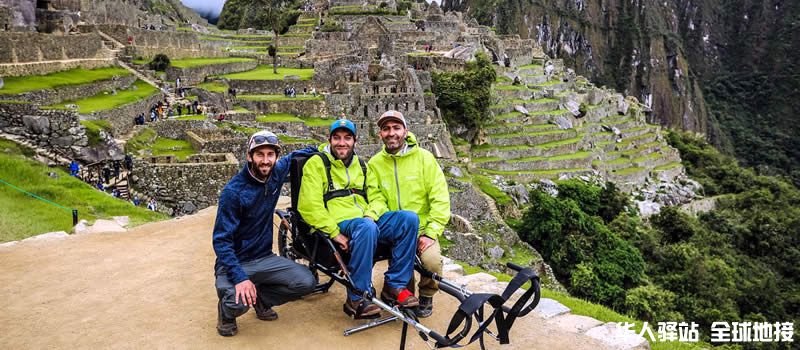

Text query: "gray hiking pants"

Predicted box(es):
[215, 254, 316, 319]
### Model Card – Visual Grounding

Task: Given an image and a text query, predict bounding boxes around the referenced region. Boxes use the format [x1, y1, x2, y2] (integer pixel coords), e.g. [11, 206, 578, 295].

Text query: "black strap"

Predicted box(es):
[435, 267, 540, 348]
[315, 153, 368, 208]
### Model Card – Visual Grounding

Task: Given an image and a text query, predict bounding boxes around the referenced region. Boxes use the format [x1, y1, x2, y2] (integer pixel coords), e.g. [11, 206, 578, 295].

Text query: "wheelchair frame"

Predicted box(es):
[275, 208, 542, 350]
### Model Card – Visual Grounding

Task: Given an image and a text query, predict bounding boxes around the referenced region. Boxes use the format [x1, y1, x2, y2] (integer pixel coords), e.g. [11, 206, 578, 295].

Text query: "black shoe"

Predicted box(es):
[415, 296, 433, 318]
[254, 301, 278, 321]
[217, 301, 238, 336]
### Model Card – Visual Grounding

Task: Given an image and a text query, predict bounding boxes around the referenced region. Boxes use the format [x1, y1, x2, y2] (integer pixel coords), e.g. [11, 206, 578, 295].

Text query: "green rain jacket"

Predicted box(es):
[298, 144, 368, 239]
[366, 132, 450, 240]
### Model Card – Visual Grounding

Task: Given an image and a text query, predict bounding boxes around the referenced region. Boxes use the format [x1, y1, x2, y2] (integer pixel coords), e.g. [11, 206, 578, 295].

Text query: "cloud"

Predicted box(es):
[180, 0, 225, 17]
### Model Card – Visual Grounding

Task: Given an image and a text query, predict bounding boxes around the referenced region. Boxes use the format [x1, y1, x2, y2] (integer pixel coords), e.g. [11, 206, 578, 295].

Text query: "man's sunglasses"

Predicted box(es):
[251, 135, 280, 146]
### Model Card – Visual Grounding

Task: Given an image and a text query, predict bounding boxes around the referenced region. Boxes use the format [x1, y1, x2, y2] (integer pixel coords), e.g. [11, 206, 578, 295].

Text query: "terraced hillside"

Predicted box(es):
[466, 58, 684, 190]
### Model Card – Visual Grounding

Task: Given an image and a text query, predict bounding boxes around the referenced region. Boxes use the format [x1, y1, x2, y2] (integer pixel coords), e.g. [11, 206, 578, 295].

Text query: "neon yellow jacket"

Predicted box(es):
[298, 144, 368, 239]
[366, 133, 450, 240]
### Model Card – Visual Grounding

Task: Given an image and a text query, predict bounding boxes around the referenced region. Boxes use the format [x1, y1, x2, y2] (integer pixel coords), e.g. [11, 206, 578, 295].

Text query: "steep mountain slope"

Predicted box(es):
[443, 0, 800, 185]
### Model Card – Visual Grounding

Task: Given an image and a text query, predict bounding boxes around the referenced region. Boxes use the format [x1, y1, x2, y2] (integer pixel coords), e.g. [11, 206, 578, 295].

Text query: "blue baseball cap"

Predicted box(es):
[329, 119, 357, 137]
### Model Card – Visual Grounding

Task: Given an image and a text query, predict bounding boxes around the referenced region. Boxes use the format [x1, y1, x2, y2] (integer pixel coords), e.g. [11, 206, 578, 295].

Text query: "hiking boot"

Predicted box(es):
[343, 297, 382, 319]
[415, 296, 433, 318]
[380, 285, 419, 308]
[217, 301, 238, 337]
[254, 301, 278, 321]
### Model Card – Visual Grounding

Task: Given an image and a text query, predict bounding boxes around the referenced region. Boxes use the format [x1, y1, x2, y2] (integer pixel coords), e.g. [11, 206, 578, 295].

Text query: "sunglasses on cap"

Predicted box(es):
[251, 135, 279, 146]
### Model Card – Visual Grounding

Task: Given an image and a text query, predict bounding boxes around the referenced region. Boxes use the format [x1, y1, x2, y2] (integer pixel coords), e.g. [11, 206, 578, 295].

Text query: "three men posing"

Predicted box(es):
[212, 111, 450, 335]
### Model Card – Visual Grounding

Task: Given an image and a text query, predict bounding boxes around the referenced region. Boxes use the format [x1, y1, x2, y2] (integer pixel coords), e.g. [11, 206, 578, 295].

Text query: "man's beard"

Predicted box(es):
[249, 161, 272, 180]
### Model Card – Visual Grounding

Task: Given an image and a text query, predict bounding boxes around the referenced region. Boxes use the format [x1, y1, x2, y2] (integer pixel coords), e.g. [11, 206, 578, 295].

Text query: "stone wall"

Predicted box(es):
[0, 31, 106, 66]
[0, 57, 116, 77]
[91, 92, 164, 136]
[185, 128, 247, 158]
[131, 153, 239, 213]
[87, 24, 227, 60]
[0, 75, 135, 105]
[226, 78, 316, 95]
[0, 101, 87, 159]
[149, 119, 215, 139]
[238, 98, 328, 116]
[165, 60, 257, 85]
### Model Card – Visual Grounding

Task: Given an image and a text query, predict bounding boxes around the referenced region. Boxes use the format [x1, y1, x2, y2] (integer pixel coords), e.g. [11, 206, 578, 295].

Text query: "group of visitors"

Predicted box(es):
[212, 110, 449, 336]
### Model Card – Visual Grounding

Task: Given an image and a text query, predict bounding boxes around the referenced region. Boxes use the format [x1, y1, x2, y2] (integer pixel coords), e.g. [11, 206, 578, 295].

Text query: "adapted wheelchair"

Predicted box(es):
[275, 153, 541, 349]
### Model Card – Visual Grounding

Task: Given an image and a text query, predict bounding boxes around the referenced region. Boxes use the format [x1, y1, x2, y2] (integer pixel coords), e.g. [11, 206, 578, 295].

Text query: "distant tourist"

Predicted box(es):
[112, 188, 120, 198]
[310, 87, 317, 97]
[133, 195, 141, 206]
[113, 160, 121, 178]
[69, 160, 79, 177]
[176, 77, 181, 90]
[96, 181, 104, 191]
[147, 198, 157, 211]
[124, 154, 133, 171]
[102, 166, 111, 184]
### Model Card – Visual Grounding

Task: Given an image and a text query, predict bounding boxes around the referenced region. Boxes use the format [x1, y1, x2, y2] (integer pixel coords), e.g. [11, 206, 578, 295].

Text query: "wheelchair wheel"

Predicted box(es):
[277, 217, 319, 282]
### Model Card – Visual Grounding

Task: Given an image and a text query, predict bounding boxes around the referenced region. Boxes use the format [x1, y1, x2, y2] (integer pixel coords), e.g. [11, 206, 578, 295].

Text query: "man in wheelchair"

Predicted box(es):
[298, 119, 420, 319]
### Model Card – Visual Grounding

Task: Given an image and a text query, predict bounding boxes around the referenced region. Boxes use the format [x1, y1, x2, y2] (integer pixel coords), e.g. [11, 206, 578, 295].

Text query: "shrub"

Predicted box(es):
[148, 54, 170, 71]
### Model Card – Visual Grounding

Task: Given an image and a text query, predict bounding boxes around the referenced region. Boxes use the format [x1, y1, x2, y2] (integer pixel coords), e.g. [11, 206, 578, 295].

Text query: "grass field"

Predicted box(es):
[219, 66, 315, 81]
[43, 80, 159, 114]
[195, 82, 229, 93]
[255, 113, 303, 123]
[0, 67, 131, 95]
[0, 138, 167, 242]
[169, 57, 255, 69]
[125, 128, 196, 160]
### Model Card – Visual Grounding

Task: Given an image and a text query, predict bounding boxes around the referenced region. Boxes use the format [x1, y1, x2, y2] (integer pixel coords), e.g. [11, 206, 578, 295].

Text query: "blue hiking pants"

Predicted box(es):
[337, 210, 419, 300]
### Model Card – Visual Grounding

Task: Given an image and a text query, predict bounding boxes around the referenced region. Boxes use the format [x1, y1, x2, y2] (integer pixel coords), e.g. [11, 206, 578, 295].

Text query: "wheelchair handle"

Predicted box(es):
[506, 262, 524, 272]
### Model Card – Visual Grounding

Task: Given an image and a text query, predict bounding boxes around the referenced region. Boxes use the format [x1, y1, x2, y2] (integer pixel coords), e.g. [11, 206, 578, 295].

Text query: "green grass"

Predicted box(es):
[125, 128, 196, 160]
[195, 82, 229, 93]
[255, 113, 303, 123]
[0, 138, 167, 242]
[620, 141, 661, 156]
[169, 57, 255, 69]
[300, 116, 335, 127]
[43, 80, 158, 114]
[473, 175, 512, 205]
[491, 128, 572, 139]
[533, 136, 583, 150]
[613, 166, 646, 175]
[278, 135, 317, 144]
[509, 151, 592, 163]
[174, 115, 206, 121]
[471, 156, 502, 163]
[493, 84, 529, 91]
[654, 162, 682, 171]
[631, 151, 663, 164]
[479, 167, 589, 176]
[219, 66, 315, 81]
[618, 132, 658, 148]
[80, 120, 112, 145]
[495, 76, 513, 83]
[238, 94, 323, 102]
[221, 122, 260, 135]
[535, 79, 567, 87]
[518, 63, 543, 70]
[0, 67, 131, 95]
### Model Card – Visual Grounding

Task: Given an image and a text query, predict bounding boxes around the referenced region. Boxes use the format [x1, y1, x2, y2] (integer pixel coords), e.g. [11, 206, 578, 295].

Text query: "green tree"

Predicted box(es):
[432, 52, 496, 142]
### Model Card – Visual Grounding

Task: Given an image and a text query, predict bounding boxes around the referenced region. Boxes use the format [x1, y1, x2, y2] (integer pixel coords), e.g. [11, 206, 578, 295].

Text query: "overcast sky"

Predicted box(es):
[180, 0, 226, 18]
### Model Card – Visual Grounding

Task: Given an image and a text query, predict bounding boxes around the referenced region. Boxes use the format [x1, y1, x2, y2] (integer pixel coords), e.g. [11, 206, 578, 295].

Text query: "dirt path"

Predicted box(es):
[0, 205, 611, 350]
